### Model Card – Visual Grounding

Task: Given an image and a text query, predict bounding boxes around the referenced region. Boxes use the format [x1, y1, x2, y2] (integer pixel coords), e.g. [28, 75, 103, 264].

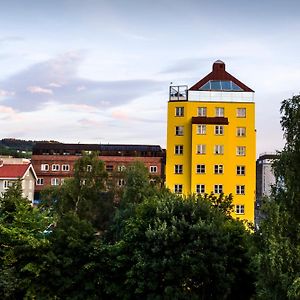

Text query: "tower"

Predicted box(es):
[166, 60, 256, 222]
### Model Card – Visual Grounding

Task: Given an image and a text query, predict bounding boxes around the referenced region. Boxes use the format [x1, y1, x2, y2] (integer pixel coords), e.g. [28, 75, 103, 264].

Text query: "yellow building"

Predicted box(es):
[166, 60, 255, 222]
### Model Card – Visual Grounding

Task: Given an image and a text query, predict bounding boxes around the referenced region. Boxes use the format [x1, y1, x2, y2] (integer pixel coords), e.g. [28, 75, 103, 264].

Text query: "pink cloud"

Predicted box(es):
[0, 89, 15, 97]
[111, 110, 130, 121]
[27, 86, 53, 95]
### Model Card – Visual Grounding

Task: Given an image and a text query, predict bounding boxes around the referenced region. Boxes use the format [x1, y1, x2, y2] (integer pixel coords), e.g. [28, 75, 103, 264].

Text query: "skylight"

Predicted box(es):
[199, 80, 243, 91]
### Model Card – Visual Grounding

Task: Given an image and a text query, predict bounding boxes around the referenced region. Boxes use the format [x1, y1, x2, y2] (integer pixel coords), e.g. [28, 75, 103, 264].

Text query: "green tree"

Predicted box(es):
[254, 95, 300, 299]
[41, 152, 114, 231]
[100, 192, 254, 299]
[0, 181, 52, 299]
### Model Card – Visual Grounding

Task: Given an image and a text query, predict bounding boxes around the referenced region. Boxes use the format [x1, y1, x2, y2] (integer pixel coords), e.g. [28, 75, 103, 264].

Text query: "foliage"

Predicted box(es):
[254, 95, 300, 299]
[41, 152, 114, 231]
[101, 193, 254, 299]
[0, 181, 52, 299]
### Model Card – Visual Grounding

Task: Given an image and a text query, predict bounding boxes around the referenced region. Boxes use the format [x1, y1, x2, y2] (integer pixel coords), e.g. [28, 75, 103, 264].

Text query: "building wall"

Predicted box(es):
[32, 153, 165, 193]
[166, 100, 256, 222]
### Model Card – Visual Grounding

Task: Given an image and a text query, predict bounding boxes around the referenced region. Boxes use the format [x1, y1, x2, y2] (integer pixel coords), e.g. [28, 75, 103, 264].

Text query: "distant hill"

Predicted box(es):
[0, 138, 59, 158]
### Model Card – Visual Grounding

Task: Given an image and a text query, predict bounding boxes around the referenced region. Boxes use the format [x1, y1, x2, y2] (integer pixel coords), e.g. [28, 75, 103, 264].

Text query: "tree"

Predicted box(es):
[100, 192, 254, 299]
[254, 95, 300, 299]
[41, 152, 115, 231]
[0, 181, 52, 298]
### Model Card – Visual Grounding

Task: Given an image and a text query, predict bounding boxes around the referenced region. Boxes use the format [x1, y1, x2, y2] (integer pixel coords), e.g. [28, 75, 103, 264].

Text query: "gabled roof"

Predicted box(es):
[0, 164, 37, 181]
[189, 60, 254, 92]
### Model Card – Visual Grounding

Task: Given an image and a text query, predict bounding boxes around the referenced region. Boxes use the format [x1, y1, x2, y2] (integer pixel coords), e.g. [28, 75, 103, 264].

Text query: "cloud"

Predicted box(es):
[0, 52, 165, 112]
[0, 89, 15, 97]
[27, 86, 53, 95]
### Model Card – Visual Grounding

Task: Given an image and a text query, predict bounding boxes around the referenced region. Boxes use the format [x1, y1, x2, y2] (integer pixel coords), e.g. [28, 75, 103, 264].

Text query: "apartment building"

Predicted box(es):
[32, 142, 165, 200]
[166, 60, 256, 222]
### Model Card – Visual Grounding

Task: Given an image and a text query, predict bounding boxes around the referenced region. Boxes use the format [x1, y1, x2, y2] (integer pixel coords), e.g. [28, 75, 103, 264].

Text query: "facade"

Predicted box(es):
[32, 142, 165, 200]
[166, 60, 256, 222]
[255, 153, 278, 226]
[0, 159, 37, 203]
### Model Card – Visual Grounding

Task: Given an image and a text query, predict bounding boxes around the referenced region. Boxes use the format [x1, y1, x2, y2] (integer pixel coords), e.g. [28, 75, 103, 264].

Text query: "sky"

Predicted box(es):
[1, 0, 300, 155]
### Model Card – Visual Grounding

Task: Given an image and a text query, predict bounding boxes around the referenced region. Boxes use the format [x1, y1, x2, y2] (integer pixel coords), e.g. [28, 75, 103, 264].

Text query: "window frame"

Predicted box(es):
[196, 144, 206, 155]
[196, 164, 206, 174]
[215, 125, 224, 135]
[52, 164, 60, 171]
[197, 107, 207, 117]
[174, 164, 183, 174]
[196, 184, 205, 194]
[236, 185, 245, 195]
[236, 127, 246, 137]
[215, 107, 224, 117]
[62, 164, 70, 172]
[214, 184, 223, 194]
[150, 166, 158, 173]
[197, 124, 206, 135]
[174, 184, 183, 194]
[174, 145, 183, 155]
[236, 146, 246, 156]
[237, 108, 246, 118]
[41, 164, 49, 171]
[214, 145, 224, 155]
[236, 165, 246, 176]
[175, 126, 184, 136]
[235, 204, 245, 214]
[214, 164, 224, 174]
[175, 107, 184, 117]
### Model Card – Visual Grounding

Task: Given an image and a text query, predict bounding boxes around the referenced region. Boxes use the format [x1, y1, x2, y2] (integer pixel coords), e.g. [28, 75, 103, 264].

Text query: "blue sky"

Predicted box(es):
[1, 0, 300, 154]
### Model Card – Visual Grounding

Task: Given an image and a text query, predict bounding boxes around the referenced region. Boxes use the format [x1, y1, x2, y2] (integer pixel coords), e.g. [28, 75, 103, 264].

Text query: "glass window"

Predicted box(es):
[236, 185, 245, 195]
[174, 184, 183, 194]
[118, 165, 126, 172]
[197, 107, 207, 117]
[106, 165, 114, 172]
[41, 164, 49, 171]
[175, 126, 184, 136]
[175, 145, 183, 155]
[62, 164, 70, 171]
[214, 164, 223, 174]
[118, 179, 125, 186]
[196, 144, 206, 154]
[150, 166, 158, 173]
[174, 164, 183, 174]
[210, 80, 221, 90]
[196, 184, 205, 194]
[197, 125, 206, 135]
[236, 146, 246, 156]
[214, 145, 224, 155]
[52, 164, 60, 171]
[237, 108, 246, 117]
[235, 204, 245, 214]
[196, 164, 205, 174]
[215, 125, 224, 135]
[215, 107, 224, 117]
[214, 184, 223, 194]
[236, 165, 246, 175]
[51, 178, 59, 186]
[37, 178, 44, 185]
[175, 107, 184, 117]
[237, 127, 246, 137]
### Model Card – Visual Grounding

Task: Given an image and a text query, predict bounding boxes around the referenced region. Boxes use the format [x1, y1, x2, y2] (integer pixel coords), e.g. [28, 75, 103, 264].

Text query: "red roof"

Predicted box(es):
[0, 164, 31, 179]
[189, 60, 254, 92]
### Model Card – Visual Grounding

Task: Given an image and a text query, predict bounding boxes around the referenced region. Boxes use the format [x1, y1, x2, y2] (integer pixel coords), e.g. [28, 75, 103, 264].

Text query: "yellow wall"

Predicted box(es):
[166, 100, 256, 222]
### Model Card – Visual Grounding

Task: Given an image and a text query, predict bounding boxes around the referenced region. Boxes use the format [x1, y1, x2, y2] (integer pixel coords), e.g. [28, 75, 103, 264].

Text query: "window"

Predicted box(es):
[196, 144, 206, 154]
[118, 179, 125, 186]
[174, 184, 183, 194]
[118, 165, 126, 172]
[236, 146, 246, 156]
[197, 124, 206, 135]
[215, 125, 224, 135]
[214, 184, 223, 194]
[86, 165, 92, 172]
[62, 164, 70, 171]
[3, 180, 10, 189]
[174, 164, 183, 174]
[197, 107, 207, 117]
[215, 107, 224, 117]
[196, 164, 205, 174]
[150, 166, 158, 173]
[196, 184, 205, 194]
[51, 178, 59, 186]
[174, 145, 183, 155]
[237, 108, 246, 118]
[236, 185, 245, 195]
[37, 178, 44, 185]
[175, 126, 184, 136]
[52, 164, 60, 171]
[106, 165, 114, 172]
[214, 164, 223, 174]
[41, 164, 49, 171]
[235, 204, 245, 214]
[214, 145, 224, 155]
[236, 165, 246, 175]
[175, 107, 184, 117]
[237, 127, 246, 137]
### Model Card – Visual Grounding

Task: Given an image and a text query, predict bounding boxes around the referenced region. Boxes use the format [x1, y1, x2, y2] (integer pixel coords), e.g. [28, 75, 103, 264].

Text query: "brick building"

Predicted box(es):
[31, 142, 165, 200]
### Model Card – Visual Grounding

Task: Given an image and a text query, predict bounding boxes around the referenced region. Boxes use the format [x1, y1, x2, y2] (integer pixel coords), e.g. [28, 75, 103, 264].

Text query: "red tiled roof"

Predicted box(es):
[189, 60, 254, 92]
[0, 164, 31, 179]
